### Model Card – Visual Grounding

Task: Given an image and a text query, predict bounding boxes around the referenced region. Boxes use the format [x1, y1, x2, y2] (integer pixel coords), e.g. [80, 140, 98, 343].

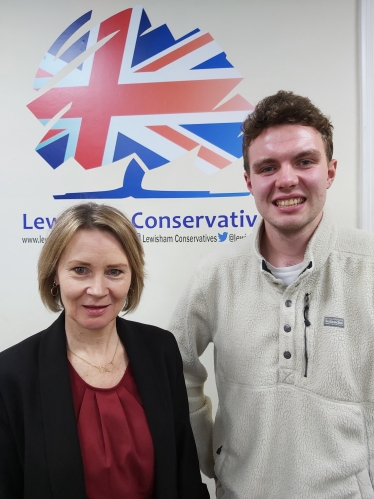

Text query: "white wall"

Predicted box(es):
[0, 0, 358, 495]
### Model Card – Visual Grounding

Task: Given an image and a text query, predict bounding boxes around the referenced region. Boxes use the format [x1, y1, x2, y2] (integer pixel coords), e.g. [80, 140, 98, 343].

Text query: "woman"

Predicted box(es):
[0, 203, 209, 499]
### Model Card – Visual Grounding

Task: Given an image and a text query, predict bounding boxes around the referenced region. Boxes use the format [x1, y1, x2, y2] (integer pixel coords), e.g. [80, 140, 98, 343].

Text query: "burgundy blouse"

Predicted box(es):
[68, 362, 155, 499]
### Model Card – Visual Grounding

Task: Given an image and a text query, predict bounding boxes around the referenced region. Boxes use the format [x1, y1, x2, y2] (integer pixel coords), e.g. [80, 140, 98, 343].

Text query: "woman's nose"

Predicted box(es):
[86, 275, 107, 296]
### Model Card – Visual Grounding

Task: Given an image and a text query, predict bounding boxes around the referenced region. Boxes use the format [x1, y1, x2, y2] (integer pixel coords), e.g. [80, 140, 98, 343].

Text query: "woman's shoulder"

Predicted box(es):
[116, 317, 178, 351]
[0, 330, 45, 378]
[0, 315, 62, 377]
[0, 331, 43, 360]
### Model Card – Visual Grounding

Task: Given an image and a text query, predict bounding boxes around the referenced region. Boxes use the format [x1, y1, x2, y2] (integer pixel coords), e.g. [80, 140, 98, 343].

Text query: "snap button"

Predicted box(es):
[283, 351, 291, 359]
[284, 324, 291, 333]
[285, 300, 292, 307]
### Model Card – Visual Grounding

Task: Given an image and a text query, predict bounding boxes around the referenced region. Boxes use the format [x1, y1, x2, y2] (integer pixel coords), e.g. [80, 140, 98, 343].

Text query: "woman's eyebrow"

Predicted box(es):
[67, 260, 91, 266]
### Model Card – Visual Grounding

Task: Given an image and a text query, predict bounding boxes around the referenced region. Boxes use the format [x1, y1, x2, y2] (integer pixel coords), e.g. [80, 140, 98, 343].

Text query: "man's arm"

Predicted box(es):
[170, 271, 215, 478]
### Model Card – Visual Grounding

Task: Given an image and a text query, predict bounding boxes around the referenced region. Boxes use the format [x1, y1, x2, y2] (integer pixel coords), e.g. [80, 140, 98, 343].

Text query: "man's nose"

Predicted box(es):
[275, 163, 298, 189]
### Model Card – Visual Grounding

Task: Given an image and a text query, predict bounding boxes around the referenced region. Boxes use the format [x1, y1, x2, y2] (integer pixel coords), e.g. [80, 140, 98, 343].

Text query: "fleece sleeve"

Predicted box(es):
[169, 271, 215, 478]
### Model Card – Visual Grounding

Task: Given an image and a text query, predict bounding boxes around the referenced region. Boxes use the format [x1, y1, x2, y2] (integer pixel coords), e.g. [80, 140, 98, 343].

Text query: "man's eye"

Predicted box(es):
[74, 267, 86, 275]
[299, 160, 312, 166]
[261, 166, 275, 173]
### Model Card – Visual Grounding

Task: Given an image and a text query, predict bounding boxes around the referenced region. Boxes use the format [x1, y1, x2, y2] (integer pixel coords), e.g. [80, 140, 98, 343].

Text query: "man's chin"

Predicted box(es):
[263, 212, 322, 236]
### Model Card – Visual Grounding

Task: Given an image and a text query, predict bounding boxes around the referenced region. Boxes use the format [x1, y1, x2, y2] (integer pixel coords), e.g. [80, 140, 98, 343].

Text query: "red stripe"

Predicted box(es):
[41, 129, 66, 142]
[75, 10, 131, 169]
[36, 68, 53, 78]
[28, 78, 242, 122]
[147, 125, 198, 150]
[198, 146, 231, 169]
[136, 33, 214, 72]
[214, 94, 254, 112]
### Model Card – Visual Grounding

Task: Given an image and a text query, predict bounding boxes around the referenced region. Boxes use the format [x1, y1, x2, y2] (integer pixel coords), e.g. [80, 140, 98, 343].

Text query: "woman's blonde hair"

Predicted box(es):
[38, 203, 144, 313]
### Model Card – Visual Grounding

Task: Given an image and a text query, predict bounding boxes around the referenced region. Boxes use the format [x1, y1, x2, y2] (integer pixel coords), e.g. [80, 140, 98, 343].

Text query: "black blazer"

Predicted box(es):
[0, 313, 209, 499]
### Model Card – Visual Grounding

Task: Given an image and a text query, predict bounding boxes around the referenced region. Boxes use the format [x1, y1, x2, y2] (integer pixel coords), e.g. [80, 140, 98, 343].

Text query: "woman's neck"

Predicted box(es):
[65, 316, 118, 358]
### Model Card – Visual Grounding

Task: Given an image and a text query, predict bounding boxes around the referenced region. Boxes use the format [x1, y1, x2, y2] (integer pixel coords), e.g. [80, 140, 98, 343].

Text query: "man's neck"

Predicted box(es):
[260, 215, 322, 268]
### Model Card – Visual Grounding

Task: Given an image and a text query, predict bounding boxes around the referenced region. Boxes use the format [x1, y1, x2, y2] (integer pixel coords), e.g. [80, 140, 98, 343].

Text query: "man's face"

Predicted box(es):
[244, 124, 337, 236]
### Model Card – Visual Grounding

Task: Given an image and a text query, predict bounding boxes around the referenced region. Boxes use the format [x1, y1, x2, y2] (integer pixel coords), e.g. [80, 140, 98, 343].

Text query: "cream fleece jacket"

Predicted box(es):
[170, 213, 374, 499]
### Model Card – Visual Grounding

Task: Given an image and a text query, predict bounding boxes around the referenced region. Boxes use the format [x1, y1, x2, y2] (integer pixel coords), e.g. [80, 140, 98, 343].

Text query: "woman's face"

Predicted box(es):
[55, 229, 132, 334]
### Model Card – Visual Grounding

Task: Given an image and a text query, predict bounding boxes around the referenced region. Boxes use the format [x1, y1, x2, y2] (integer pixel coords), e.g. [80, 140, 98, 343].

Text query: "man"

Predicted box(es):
[170, 91, 374, 498]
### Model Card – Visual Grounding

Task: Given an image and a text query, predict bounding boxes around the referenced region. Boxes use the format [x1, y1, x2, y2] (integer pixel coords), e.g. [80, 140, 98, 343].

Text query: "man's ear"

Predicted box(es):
[327, 159, 337, 189]
[244, 171, 252, 193]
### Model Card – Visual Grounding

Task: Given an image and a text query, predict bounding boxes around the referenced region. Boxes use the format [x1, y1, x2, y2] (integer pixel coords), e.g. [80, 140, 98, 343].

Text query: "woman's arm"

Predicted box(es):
[170, 337, 210, 499]
[0, 391, 23, 499]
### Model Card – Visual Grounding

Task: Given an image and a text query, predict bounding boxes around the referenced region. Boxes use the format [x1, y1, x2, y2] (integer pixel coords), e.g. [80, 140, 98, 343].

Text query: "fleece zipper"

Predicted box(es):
[303, 293, 311, 377]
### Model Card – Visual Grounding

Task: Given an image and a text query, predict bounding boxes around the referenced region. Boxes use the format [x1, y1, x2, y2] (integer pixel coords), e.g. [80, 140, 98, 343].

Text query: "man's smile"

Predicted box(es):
[273, 197, 306, 207]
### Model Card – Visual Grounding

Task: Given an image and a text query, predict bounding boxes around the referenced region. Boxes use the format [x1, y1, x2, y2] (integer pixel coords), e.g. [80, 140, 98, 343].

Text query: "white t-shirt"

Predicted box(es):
[266, 261, 305, 286]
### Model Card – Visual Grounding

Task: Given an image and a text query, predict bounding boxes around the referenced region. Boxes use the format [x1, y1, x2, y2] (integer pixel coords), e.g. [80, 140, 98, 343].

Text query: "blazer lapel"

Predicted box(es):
[38, 314, 86, 499]
[117, 319, 176, 499]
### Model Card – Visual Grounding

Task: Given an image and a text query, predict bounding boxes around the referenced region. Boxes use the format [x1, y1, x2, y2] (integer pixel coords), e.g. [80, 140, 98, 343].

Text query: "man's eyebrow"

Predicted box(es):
[293, 148, 322, 160]
[251, 148, 322, 171]
[251, 157, 278, 171]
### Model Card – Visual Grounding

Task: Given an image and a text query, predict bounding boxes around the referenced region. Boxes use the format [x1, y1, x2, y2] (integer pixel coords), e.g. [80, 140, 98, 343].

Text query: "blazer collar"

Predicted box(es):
[116, 317, 177, 499]
[38, 313, 86, 499]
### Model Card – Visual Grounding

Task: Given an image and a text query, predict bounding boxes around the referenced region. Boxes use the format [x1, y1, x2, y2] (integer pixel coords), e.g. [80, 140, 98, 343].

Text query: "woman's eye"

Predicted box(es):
[74, 267, 86, 275]
[107, 269, 121, 276]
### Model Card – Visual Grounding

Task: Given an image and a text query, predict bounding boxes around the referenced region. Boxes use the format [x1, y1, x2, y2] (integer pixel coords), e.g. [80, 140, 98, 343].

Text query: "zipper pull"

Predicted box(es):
[304, 293, 311, 327]
[303, 293, 311, 377]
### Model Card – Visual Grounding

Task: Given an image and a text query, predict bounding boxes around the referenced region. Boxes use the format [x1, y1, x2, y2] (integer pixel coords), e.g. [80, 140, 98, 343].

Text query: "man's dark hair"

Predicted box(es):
[242, 90, 334, 173]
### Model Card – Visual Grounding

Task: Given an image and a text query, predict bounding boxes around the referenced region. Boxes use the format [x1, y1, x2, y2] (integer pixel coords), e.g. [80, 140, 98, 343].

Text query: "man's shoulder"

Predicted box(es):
[197, 236, 254, 273]
[335, 225, 374, 259]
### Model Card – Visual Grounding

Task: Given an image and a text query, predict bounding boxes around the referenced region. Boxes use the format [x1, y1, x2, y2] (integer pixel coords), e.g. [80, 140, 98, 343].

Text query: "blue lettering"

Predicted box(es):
[34, 217, 44, 229]
[218, 215, 228, 228]
[172, 215, 181, 228]
[240, 209, 245, 227]
[132, 212, 143, 229]
[46, 217, 56, 229]
[196, 215, 204, 228]
[23, 214, 32, 229]
[230, 212, 238, 228]
[159, 216, 171, 228]
[183, 216, 194, 228]
[145, 216, 157, 229]
[246, 215, 257, 227]
[205, 215, 216, 228]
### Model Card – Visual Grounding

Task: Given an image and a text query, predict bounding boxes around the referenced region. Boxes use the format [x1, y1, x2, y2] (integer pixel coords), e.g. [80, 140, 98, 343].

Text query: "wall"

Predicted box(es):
[0, 0, 358, 495]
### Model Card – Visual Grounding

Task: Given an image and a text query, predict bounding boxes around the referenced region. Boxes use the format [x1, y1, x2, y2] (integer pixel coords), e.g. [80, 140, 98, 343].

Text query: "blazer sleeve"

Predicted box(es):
[0, 390, 23, 499]
[169, 271, 215, 478]
[169, 336, 210, 499]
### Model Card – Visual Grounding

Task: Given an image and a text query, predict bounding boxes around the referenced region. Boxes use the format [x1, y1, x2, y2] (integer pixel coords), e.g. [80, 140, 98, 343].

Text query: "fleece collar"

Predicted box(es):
[252, 211, 338, 277]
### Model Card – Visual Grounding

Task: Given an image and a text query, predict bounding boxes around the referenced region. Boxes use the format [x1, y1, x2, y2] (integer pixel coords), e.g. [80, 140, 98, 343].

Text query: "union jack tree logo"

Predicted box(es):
[27, 7, 253, 199]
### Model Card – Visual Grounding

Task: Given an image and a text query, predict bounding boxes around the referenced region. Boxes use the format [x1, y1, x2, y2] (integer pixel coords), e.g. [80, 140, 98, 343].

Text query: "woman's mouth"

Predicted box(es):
[83, 305, 109, 315]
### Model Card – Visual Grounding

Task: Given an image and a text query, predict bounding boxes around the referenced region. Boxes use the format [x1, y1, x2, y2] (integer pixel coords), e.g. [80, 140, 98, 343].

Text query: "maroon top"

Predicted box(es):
[68, 362, 155, 499]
